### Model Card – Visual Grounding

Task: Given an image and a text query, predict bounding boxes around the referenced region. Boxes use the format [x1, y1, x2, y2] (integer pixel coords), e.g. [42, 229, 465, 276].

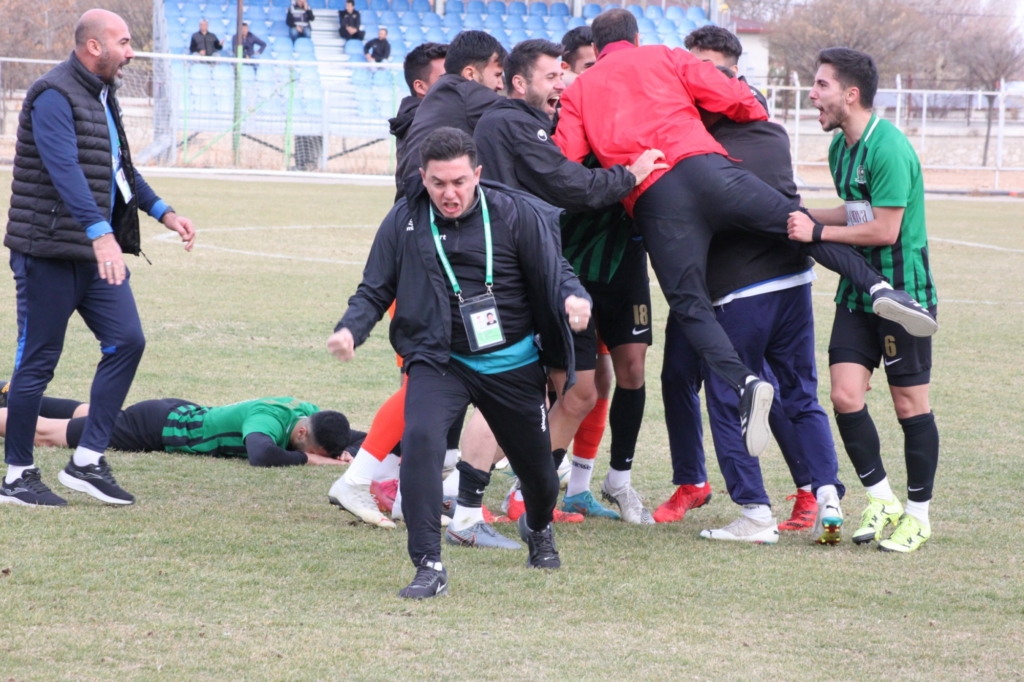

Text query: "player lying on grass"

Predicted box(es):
[0, 395, 355, 472]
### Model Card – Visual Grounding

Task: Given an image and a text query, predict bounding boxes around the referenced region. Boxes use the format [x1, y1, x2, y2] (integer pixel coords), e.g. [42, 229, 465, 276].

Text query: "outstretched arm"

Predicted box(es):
[244, 433, 309, 466]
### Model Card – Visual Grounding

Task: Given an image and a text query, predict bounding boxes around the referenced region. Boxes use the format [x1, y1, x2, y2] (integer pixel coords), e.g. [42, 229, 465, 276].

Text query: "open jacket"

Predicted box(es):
[337, 179, 590, 389]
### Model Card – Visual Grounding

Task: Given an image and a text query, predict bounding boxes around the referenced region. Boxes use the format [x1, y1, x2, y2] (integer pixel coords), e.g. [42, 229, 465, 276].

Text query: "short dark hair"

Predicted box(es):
[345, 0, 354, 4]
[715, 64, 735, 79]
[445, 30, 507, 76]
[308, 410, 350, 458]
[591, 9, 637, 54]
[561, 26, 594, 67]
[504, 39, 563, 95]
[684, 25, 743, 66]
[420, 127, 478, 169]
[817, 47, 878, 109]
[404, 42, 448, 95]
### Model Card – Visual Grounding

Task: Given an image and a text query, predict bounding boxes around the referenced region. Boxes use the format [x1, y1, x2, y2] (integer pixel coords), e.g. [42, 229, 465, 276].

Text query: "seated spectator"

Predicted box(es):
[287, 0, 315, 42]
[189, 19, 223, 56]
[339, 0, 365, 41]
[364, 27, 391, 62]
[231, 22, 267, 58]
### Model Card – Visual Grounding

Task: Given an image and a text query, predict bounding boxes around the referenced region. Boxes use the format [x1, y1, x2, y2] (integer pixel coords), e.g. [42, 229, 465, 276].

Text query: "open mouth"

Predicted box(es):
[547, 95, 560, 109]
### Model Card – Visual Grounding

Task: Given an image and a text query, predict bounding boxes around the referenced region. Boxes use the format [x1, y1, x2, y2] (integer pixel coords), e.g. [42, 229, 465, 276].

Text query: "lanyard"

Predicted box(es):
[429, 191, 492, 303]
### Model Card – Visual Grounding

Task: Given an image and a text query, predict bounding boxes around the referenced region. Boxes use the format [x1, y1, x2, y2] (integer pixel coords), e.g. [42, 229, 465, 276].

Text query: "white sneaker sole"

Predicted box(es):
[872, 298, 939, 337]
[744, 382, 774, 457]
[699, 526, 779, 544]
[57, 470, 133, 505]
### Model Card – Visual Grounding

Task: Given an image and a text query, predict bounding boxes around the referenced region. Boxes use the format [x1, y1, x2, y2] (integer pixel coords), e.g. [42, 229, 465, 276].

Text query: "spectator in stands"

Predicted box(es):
[189, 19, 223, 56]
[560, 26, 596, 86]
[390, 42, 449, 189]
[286, 0, 315, 42]
[339, 0, 365, 41]
[365, 27, 391, 63]
[231, 22, 267, 58]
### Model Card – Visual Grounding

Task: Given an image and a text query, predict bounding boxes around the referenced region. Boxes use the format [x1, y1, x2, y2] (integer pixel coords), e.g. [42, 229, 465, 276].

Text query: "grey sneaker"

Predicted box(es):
[445, 521, 522, 549]
[699, 515, 779, 544]
[812, 487, 844, 546]
[600, 479, 655, 525]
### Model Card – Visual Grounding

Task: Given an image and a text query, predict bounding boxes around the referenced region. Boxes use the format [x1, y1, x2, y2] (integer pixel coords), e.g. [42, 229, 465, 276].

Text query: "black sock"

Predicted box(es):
[446, 406, 467, 451]
[609, 384, 645, 471]
[456, 460, 490, 509]
[900, 411, 939, 502]
[39, 397, 84, 419]
[552, 448, 567, 470]
[548, 390, 558, 408]
[834, 405, 886, 487]
[66, 417, 88, 449]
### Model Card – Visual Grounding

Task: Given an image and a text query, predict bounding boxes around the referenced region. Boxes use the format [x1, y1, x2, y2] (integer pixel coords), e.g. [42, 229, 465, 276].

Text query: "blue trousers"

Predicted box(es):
[661, 284, 844, 505]
[5, 252, 146, 466]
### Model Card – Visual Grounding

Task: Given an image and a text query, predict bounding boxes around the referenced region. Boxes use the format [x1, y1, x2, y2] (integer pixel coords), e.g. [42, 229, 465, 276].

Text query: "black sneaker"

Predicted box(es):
[871, 286, 938, 337]
[0, 468, 67, 506]
[58, 456, 135, 505]
[517, 513, 561, 569]
[738, 379, 774, 458]
[398, 557, 448, 599]
[0, 378, 9, 408]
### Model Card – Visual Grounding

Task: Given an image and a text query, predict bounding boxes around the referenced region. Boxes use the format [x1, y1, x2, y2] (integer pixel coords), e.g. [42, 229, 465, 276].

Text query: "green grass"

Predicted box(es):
[1, 173, 1023, 680]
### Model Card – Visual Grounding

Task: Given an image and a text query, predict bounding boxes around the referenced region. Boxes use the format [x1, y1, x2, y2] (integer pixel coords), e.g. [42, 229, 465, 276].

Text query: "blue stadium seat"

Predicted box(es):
[357, 101, 377, 117]
[447, 0, 465, 12]
[546, 15, 566, 30]
[549, 29, 565, 42]
[467, 0, 487, 13]
[422, 12, 442, 26]
[686, 6, 707, 21]
[390, 42, 409, 59]
[372, 69, 394, 87]
[404, 26, 425, 42]
[487, 1, 507, 14]
[625, 4, 643, 19]
[525, 14, 546, 30]
[413, 0, 432, 10]
[485, 13, 504, 28]
[639, 32, 661, 45]
[443, 12, 463, 28]
[655, 18, 676, 35]
[508, 28, 529, 43]
[636, 17, 655, 32]
[294, 37, 315, 51]
[380, 9, 400, 23]
[567, 16, 586, 28]
[401, 11, 421, 25]
[582, 3, 600, 19]
[392, 0, 411, 11]
[345, 39, 366, 54]
[677, 18, 697, 33]
[463, 13, 485, 28]
[370, 0, 389, 10]
[550, 2, 569, 16]
[505, 13, 525, 28]
[528, 3, 547, 16]
[508, 1, 527, 15]
[351, 68, 372, 86]
[645, 5, 663, 19]
[604, 3, 620, 8]
[694, 18, 712, 27]
[662, 33, 683, 49]
[425, 26, 447, 41]
[665, 5, 685, 21]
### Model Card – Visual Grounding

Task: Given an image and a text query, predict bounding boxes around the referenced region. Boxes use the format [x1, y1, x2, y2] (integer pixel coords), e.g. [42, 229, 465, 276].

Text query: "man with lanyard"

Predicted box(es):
[1, 10, 195, 507]
[788, 48, 940, 553]
[554, 10, 938, 460]
[474, 39, 667, 524]
[657, 29, 845, 545]
[328, 128, 592, 599]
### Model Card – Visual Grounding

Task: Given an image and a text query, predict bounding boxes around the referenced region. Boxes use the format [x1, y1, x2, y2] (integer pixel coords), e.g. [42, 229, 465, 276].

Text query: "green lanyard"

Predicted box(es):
[429, 191, 492, 303]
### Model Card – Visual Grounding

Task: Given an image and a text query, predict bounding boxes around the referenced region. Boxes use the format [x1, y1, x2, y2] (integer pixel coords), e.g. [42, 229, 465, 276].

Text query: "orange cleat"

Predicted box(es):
[778, 489, 817, 532]
[502, 490, 584, 523]
[652, 483, 712, 523]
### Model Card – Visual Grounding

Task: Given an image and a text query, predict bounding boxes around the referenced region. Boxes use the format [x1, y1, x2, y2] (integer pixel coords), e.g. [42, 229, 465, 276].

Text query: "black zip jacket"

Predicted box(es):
[337, 179, 591, 390]
[474, 98, 636, 213]
[389, 95, 419, 196]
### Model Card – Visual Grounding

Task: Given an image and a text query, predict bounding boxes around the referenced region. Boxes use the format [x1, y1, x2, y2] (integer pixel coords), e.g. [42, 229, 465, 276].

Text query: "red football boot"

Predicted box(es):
[369, 479, 398, 514]
[652, 483, 712, 523]
[778, 489, 817, 532]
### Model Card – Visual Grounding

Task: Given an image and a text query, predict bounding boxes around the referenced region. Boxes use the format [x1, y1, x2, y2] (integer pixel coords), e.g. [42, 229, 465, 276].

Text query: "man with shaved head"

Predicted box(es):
[2, 10, 196, 508]
[189, 19, 224, 56]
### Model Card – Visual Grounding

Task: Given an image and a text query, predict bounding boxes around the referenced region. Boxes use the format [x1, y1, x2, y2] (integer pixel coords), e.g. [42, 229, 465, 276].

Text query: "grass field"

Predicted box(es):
[1, 172, 1023, 680]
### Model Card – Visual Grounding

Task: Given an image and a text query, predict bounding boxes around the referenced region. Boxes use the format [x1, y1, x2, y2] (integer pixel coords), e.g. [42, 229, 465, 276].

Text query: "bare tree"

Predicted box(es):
[723, 0, 794, 23]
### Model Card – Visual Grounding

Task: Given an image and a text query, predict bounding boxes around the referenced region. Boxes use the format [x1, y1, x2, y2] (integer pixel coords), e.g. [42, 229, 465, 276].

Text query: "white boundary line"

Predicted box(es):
[153, 224, 376, 265]
[931, 237, 1024, 254]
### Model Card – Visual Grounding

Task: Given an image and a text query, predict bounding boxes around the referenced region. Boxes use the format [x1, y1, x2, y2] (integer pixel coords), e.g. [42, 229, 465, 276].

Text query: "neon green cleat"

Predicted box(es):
[878, 513, 931, 553]
[852, 494, 904, 545]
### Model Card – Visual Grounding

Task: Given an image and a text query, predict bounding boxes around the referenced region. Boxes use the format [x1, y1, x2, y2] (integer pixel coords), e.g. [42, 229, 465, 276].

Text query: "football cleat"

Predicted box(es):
[652, 483, 712, 523]
[778, 489, 818, 532]
[852, 494, 904, 545]
[878, 513, 931, 553]
[700, 515, 779, 544]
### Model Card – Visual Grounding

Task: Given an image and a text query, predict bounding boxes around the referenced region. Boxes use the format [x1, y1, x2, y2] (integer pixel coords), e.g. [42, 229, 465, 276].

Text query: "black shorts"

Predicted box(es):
[66, 398, 198, 452]
[828, 304, 935, 387]
[583, 240, 653, 350]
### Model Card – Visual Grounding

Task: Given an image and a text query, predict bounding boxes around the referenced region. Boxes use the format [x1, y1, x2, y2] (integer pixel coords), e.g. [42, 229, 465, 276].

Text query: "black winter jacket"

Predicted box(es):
[388, 95, 419, 197]
[474, 98, 636, 212]
[337, 179, 591, 389]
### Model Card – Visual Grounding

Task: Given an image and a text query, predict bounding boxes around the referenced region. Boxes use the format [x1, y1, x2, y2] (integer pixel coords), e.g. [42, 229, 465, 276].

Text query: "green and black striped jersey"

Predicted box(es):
[560, 155, 635, 284]
[829, 114, 938, 312]
[161, 397, 318, 457]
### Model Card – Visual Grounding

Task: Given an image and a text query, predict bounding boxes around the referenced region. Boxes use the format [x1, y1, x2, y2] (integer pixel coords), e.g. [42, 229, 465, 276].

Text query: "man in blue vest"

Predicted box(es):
[1, 9, 195, 508]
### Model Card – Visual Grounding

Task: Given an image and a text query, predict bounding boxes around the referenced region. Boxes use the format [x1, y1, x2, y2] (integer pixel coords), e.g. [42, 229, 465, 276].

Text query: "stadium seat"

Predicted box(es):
[665, 5, 685, 21]
[392, 0, 411, 11]
[508, 1, 528, 15]
[625, 4, 643, 19]
[485, 13, 504, 29]
[350, 68, 372, 87]
[567, 16, 585, 28]
[644, 5, 663, 19]
[294, 37, 315, 51]
[344, 39, 366, 54]
[357, 101, 378, 118]
[656, 19, 676, 35]
[413, 0, 432, 10]
[640, 32, 661, 45]
[525, 14, 546, 30]
[528, 3, 547, 16]
[422, 12, 443, 26]
[695, 18, 712, 27]
[551, 2, 569, 16]
[636, 17, 655, 32]
[425, 26, 447, 41]
[380, 9, 400, 23]
[549, 29, 565, 42]
[505, 13, 525, 28]
[467, 0, 487, 13]
[443, 12, 463, 27]
[447, 0, 465, 12]
[686, 6, 707, 21]
[546, 16, 566, 30]
[662, 33, 683, 49]
[677, 18, 697, 33]
[508, 28, 529, 43]
[401, 11, 421, 26]
[403, 26, 425, 42]
[463, 13, 485, 28]
[604, 2, 620, 8]
[487, 1, 507, 14]
[372, 69, 394, 87]
[582, 3, 600, 19]
[370, 0, 389, 10]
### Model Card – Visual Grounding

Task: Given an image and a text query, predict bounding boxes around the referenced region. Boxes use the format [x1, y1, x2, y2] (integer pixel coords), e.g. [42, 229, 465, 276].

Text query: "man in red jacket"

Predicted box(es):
[554, 9, 936, 457]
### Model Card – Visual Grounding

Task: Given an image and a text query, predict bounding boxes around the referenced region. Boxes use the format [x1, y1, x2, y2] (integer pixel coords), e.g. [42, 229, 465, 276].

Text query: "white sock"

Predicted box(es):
[443, 448, 460, 470]
[904, 499, 930, 525]
[799, 484, 812, 492]
[865, 477, 894, 501]
[690, 480, 706, 488]
[816, 484, 838, 506]
[5, 464, 33, 484]
[513, 488, 524, 503]
[605, 466, 630, 491]
[372, 453, 400, 482]
[450, 503, 484, 531]
[742, 503, 773, 524]
[442, 468, 460, 497]
[72, 446, 103, 468]
[343, 449, 379, 487]
[869, 281, 892, 295]
[392, 488, 403, 519]
[565, 456, 595, 497]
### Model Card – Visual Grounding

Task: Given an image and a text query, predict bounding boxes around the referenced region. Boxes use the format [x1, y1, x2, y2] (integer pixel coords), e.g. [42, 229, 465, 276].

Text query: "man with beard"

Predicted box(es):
[1, 10, 195, 507]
